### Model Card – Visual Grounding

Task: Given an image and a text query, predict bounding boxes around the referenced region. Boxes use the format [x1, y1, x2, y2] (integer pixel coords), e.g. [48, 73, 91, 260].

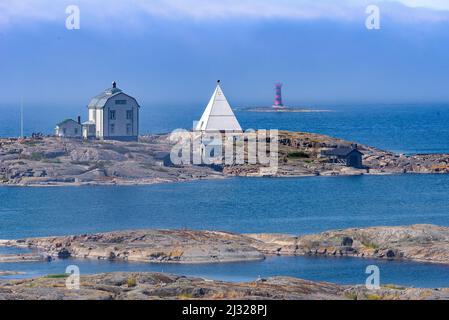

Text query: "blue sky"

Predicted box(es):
[1, 0, 449, 108]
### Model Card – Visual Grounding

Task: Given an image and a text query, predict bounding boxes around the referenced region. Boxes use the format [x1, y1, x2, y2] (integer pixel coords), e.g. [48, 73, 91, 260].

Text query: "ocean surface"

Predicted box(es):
[2, 103, 449, 154]
[2, 175, 449, 239]
[1, 175, 449, 286]
[3, 255, 449, 288]
[2, 104, 449, 286]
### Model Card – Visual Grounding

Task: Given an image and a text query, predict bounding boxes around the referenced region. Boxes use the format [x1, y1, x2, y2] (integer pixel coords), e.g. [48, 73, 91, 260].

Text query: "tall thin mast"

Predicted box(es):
[20, 96, 24, 138]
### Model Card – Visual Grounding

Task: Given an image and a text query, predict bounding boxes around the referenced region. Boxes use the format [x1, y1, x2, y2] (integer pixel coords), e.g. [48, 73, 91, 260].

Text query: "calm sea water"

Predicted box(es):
[2, 104, 449, 154]
[2, 255, 449, 288]
[2, 175, 449, 239]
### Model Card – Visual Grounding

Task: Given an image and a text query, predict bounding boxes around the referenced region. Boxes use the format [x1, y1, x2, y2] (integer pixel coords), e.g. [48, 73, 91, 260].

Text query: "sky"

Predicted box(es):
[1, 0, 449, 109]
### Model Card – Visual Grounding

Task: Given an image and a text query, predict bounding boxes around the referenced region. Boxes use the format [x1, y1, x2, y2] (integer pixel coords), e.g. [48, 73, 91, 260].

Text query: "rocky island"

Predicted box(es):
[2, 224, 449, 265]
[1, 131, 449, 186]
[2, 271, 449, 300]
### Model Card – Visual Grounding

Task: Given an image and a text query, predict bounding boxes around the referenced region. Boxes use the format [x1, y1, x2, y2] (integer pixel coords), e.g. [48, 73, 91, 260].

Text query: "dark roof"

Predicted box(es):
[321, 147, 363, 157]
[56, 119, 81, 127]
[153, 151, 171, 160]
[87, 83, 140, 109]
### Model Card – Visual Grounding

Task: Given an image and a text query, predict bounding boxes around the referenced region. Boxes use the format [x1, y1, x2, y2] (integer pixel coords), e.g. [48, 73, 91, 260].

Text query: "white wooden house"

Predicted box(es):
[87, 81, 140, 141]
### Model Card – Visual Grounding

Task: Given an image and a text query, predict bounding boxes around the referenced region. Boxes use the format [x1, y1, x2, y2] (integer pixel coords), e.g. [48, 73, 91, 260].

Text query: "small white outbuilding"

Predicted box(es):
[55, 118, 82, 138]
[195, 81, 242, 132]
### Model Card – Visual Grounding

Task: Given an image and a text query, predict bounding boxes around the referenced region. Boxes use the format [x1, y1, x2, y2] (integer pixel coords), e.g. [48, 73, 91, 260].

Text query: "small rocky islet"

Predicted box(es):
[1, 224, 449, 300]
[2, 271, 449, 300]
[1, 130, 449, 186]
[2, 224, 449, 265]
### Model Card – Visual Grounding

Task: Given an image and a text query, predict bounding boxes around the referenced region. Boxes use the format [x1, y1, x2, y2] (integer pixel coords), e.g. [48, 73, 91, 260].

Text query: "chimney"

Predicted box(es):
[77, 116, 81, 124]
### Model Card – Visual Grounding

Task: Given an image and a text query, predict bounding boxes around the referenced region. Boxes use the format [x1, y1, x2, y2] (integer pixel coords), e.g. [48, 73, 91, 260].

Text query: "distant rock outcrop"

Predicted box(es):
[1, 271, 449, 300]
[3, 224, 449, 265]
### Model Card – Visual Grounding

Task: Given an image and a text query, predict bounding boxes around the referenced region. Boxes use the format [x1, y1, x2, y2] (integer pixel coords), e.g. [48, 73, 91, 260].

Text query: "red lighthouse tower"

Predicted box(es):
[272, 83, 285, 109]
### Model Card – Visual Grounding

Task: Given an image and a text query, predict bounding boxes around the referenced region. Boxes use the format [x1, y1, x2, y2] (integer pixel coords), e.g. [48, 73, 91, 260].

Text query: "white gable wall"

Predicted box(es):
[100, 93, 139, 139]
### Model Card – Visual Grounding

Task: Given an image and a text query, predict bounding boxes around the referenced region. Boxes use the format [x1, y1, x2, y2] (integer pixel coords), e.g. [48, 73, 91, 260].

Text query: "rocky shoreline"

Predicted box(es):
[1, 131, 449, 186]
[2, 224, 449, 265]
[1, 271, 449, 300]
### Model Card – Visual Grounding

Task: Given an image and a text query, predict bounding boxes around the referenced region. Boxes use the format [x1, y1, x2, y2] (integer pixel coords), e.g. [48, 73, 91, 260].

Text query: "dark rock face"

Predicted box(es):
[386, 249, 396, 258]
[341, 237, 353, 247]
[57, 248, 71, 259]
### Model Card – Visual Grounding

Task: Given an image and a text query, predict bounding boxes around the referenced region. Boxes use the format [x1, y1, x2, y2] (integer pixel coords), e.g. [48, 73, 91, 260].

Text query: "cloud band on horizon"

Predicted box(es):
[1, 0, 449, 30]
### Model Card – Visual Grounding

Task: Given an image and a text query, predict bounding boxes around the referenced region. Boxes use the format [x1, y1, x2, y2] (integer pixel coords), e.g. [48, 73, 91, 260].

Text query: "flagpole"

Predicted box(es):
[20, 96, 24, 138]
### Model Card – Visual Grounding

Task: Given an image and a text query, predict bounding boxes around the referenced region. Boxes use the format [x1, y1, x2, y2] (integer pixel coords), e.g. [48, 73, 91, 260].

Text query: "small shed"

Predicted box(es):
[55, 118, 82, 138]
[321, 146, 363, 168]
[153, 151, 173, 167]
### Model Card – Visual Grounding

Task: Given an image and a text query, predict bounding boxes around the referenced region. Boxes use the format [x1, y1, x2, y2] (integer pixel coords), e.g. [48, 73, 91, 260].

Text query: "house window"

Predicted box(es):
[110, 124, 115, 134]
[74, 128, 78, 135]
[126, 124, 132, 135]
[115, 100, 127, 105]
[126, 110, 133, 120]
[109, 110, 116, 120]
[63, 128, 67, 135]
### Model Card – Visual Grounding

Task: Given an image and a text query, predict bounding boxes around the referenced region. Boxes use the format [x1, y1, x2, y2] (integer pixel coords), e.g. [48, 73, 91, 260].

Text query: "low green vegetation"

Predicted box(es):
[287, 151, 310, 159]
[344, 292, 358, 300]
[45, 274, 69, 279]
[383, 284, 406, 290]
[177, 293, 194, 299]
[30, 152, 44, 161]
[365, 293, 382, 300]
[127, 277, 137, 287]
[43, 158, 62, 164]
[362, 242, 379, 250]
[20, 140, 41, 146]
